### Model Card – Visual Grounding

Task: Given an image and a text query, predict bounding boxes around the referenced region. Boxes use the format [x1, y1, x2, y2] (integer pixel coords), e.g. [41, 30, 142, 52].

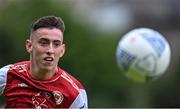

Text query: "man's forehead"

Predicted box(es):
[31, 28, 63, 40]
[34, 28, 63, 36]
[38, 37, 62, 42]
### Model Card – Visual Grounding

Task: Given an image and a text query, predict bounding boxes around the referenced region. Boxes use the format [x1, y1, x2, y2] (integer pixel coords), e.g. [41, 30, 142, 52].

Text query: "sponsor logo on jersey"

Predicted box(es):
[9, 64, 27, 73]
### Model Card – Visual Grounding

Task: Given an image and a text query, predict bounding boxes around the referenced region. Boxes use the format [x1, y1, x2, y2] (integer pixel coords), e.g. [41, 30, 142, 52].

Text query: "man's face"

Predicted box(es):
[26, 28, 65, 72]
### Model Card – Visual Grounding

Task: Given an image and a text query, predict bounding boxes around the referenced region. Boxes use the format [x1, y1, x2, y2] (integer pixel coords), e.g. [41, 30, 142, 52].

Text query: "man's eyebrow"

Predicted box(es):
[38, 38, 49, 42]
[39, 37, 49, 41]
[39, 38, 62, 44]
[54, 40, 62, 43]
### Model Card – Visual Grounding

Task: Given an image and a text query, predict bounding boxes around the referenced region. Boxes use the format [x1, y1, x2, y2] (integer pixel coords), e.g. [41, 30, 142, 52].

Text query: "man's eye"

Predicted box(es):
[54, 42, 61, 47]
[39, 40, 49, 46]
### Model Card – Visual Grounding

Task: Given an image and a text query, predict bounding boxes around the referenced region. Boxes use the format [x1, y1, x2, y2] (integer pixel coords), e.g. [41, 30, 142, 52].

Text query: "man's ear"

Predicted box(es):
[60, 44, 65, 58]
[26, 39, 32, 53]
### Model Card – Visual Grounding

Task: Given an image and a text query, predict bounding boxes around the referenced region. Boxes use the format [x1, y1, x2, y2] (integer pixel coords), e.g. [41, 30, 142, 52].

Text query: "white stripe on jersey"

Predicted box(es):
[69, 89, 88, 109]
[0, 65, 11, 95]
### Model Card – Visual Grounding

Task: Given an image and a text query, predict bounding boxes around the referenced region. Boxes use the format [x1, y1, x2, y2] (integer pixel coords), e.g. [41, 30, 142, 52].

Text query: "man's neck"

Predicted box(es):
[30, 68, 57, 80]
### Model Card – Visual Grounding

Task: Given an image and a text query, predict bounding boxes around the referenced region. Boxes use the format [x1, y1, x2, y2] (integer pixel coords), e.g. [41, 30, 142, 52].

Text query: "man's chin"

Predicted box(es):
[39, 61, 57, 70]
[40, 64, 55, 72]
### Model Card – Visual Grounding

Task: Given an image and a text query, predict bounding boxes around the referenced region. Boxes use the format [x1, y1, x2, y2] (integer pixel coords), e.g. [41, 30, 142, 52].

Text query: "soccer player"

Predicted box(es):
[0, 16, 88, 108]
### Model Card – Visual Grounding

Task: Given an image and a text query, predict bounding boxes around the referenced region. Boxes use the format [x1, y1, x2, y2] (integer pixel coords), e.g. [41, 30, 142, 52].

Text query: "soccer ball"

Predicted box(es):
[116, 28, 171, 83]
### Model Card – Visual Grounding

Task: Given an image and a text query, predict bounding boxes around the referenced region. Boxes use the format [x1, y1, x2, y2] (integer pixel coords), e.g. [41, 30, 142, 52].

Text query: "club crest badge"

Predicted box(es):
[52, 91, 64, 105]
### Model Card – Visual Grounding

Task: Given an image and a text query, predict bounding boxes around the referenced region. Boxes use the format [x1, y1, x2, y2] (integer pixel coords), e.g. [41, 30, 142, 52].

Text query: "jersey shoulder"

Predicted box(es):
[60, 69, 85, 89]
[8, 61, 30, 73]
[59, 69, 88, 108]
[0, 61, 30, 94]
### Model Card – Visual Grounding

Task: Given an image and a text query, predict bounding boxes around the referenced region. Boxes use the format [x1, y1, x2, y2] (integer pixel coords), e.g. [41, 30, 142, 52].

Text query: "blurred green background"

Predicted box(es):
[0, 0, 180, 108]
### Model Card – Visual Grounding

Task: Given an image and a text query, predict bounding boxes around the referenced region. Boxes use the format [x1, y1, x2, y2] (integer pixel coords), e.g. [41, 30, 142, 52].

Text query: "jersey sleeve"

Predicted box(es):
[0, 65, 11, 95]
[69, 89, 88, 108]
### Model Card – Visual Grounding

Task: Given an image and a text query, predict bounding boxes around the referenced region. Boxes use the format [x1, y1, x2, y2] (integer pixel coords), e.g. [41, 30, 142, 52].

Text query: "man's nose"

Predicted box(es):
[46, 44, 55, 54]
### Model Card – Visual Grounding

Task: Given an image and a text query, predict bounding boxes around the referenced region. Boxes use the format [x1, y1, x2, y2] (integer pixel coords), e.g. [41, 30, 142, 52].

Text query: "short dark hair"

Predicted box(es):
[31, 16, 65, 34]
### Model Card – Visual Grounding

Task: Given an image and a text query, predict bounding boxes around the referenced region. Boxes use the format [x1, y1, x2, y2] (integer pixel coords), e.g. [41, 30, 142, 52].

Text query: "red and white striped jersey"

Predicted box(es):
[0, 61, 88, 108]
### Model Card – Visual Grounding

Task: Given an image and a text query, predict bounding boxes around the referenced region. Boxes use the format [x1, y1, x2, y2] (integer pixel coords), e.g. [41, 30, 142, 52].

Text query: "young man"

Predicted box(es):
[0, 16, 88, 108]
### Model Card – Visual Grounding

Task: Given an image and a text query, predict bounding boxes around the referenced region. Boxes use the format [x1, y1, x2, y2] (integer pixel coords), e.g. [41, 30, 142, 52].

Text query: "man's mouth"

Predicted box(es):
[43, 57, 54, 62]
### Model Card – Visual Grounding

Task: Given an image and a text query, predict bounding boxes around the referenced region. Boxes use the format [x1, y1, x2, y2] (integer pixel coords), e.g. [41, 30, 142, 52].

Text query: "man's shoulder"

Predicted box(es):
[10, 61, 29, 69]
[59, 68, 84, 89]
[12, 61, 30, 66]
[60, 69, 80, 83]
[0, 61, 30, 75]
[0, 61, 30, 68]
